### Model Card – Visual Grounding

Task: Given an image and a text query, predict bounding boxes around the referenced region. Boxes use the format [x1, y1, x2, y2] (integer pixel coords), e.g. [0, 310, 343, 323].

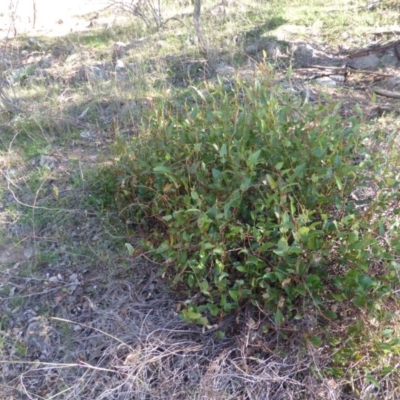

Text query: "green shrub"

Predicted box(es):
[107, 71, 398, 326]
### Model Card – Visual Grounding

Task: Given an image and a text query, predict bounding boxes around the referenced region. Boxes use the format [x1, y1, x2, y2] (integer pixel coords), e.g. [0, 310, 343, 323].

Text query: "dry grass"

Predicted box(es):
[1, 256, 352, 399]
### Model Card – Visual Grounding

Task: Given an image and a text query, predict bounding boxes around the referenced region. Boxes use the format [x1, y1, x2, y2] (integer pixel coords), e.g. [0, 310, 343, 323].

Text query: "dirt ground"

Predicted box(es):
[0, 0, 110, 38]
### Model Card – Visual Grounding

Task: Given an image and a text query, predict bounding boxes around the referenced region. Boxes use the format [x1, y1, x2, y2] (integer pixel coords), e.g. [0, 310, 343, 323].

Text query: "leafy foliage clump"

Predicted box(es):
[107, 70, 399, 326]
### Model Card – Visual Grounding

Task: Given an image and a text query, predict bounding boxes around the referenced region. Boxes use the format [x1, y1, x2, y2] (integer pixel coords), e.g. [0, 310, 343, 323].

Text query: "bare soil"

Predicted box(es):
[0, 0, 116, 38]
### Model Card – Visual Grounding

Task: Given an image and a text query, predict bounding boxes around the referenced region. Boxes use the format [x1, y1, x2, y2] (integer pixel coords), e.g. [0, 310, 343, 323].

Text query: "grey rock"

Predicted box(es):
[329, 75, 345, 83]
[215, 64, 235, 76]
[387, 76, 400, 89]
[40, 155, 56, 169]
[112, 41, 129, 59]
[315, 77, 336, 87]
[90, 65, 107, 80]
[245, 38, 280, 56]
[26, 37, 42, 50]
[293, 44, 314, 59]
[115, 59, 126, 73]
[65, 53, 81, 63]
[348, 54, 380, 70]
[211, 4, 227, 15]
[74, 65, 107, 82]
[79, 130, 96, 139]
[24, 318, 51, 358]
[35, 69, 48, 78]
[23, 247, 34, 259]
[380, 51, 399, 68]
[39, 56, 52, 69]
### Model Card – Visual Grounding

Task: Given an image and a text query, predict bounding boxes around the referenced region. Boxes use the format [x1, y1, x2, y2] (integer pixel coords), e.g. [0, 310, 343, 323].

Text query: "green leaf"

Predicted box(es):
[295, 287, 306, 296]
[125, 243, 135, 256]
[274, 237, 289, 255]
[335, 176, 342, 190]
[199, 281, 210, 295]
[216, 330, 225, 339]
[229, 290, 239, 302]
[247, 149, 261, 168]
[207, 303, 220, 316]
[212, 168, 221, 180]
[187, 309, 202, 320]
[274, 309, 284, 326]
[381, 366, 394, 375]
[298, 226, 309, 236]
[365, 374, 380, 389]
[353, 295, 366, 308]
[275, 162, 284, 170]
[191, 190, 199, 200]
[153, 165, 172, 174]
[309, 335, 322, 347]
[220, 144, 227, 158]
[292, 163, 306, 179]
[265, 174, 277, 189]
[323, 310, 337, 320]
[331, 293, 343, 301]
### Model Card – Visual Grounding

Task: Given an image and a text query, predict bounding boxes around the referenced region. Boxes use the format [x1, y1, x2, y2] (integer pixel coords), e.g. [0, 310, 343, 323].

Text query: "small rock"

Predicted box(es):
[348, 54, 380, 70]
[66, 53, 80, 63]
[381, 51, 399, 68]
[215, 64, 235, 76]
[24, 247, 34, 259]
[0, 58, 11, 71]
[329, 75, 345, 83]
[293, 44, 314, 61]
[40, 155, 56, 169]
[387, 76, 400, 89]
[27, 38, 42, 50]
[39, 56, 52, 69]
[315, 77, 337, 87]
[211, 4, 227, 15]
[112, 42, 129, 59]
[90, 65, 107, 80]
[24, 319, 51, 357]
[245, 38, 280, 56]
[115, 59, 126, 72]
[79, 130, 96, 139]
[35, 69, 48, 78]
[48, 276, 59, 283]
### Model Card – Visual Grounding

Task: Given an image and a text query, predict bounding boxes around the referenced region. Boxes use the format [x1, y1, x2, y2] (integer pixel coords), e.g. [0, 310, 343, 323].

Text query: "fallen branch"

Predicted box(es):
[296, 65, 397, 78]
[347, 39, 400, 59]
[370, 30, 400, 36]
[372, 87, 400, 99]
